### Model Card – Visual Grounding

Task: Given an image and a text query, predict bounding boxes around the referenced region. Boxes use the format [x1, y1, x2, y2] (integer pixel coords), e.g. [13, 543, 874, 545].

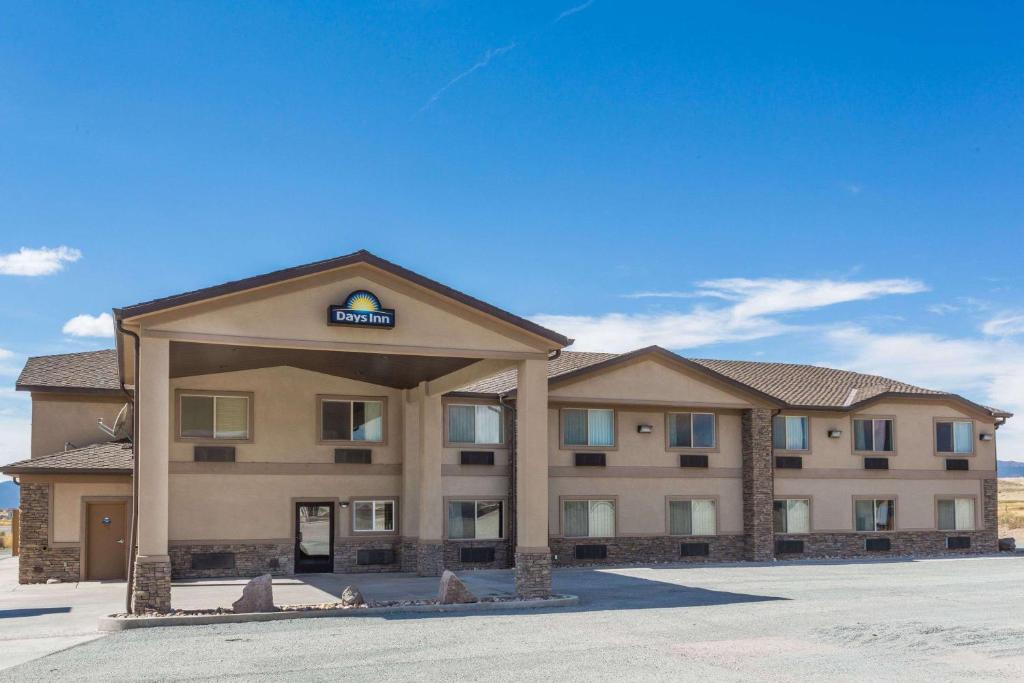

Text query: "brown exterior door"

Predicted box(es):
[86, 502, 127, 581]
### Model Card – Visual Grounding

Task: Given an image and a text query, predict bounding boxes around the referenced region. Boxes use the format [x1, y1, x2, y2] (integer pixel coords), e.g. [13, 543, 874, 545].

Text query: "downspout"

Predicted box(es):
[118, 319, 140, 615]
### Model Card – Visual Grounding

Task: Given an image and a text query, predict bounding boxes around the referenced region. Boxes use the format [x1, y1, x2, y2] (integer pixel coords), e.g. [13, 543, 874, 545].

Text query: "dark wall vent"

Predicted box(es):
[679, 454, 709, 468]
[775, 456, 803, 469]
[776, 539, 804, 554]
[945, 459, 969, 471]
[947, 536, 971, 550]
[865, 537, 891, 552]
[864, 457, 889, 470]
[460, 546, 496, 563]
[574, 544, 608, 560]
[191, 552, 235, 571]
[194, 446, 235, 462]
[574, 452, 606, 467]
[335, 449, 372, 464]
[357, 549, 396, 565]
[680, 542, 710, 557]
[460, 451, 495, 466]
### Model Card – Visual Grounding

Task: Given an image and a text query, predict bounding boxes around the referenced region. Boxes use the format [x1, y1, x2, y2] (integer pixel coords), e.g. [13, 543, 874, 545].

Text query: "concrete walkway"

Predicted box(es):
[171, 569, 516, 610]
[0, 557, 123, 672]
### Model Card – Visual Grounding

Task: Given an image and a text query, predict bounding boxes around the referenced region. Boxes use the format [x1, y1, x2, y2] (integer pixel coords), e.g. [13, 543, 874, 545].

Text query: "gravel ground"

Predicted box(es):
[9, 555, 1024, 681]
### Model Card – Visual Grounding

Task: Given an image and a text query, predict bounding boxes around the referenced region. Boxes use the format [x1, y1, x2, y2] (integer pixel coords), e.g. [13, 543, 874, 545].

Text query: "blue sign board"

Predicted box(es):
[328, 290, 396, 329]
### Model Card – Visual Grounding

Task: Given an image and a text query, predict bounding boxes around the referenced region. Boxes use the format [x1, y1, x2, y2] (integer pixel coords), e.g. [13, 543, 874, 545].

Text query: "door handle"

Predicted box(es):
[116, 538, 125, 544]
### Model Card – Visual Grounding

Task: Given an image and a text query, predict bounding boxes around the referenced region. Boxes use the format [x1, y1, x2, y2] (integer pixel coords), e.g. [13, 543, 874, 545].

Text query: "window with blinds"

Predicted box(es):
[668, 499, 716, 536]
[179, 393, 250, 440]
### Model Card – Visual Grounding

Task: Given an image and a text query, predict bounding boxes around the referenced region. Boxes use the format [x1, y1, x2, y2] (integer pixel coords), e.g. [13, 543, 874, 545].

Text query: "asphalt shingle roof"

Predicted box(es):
[1, 441, 133, 474]
[16, 349, 122, 394]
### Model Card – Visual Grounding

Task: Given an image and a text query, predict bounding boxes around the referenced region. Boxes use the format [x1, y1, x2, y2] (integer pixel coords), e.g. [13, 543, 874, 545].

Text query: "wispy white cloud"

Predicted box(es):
[841, 182, 863, 195]
[982, 314, 1024, 337]
[62, 312, 114, 338]
[0, 246, 81, 276]
[533, 277, 926, 353]
[417, 42, 517, 115]
[556, 0, 594, 22]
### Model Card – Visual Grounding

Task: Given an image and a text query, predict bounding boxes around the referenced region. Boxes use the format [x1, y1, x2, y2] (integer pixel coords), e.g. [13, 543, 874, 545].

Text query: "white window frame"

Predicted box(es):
[562, 499, 616, 538]
[853, 418, 895, 453]
[773, 498, 811, 534]
[446, 403, 504, 446]
[935, 420, 974, 455]
[937, 497, 976, 531]
[319, 397, 385, 443]
[773, 415, 809, 451]
[352, 499, 396, 533]
[666, 412, 717, 450]
[561, 408, 616, 449]
[447, 500, 504, 540]
[855, 498, 896, 532]
[178, 392, 251, 441]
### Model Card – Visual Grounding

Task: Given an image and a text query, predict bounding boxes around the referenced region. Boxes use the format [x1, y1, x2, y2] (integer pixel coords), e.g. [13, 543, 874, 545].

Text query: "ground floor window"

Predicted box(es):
[937, 497, 975, 531]
[563, 499, 615, 538]
[668, 499, 716, 535]
[773, 499, 810, 534]
[448, 500, 503, 539]
[855, 498, 895, 532]
[352, 500, 395, 532]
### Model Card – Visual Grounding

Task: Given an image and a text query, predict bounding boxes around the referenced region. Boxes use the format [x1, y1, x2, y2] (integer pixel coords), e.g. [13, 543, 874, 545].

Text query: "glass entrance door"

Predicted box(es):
[295, 502, 334, 573]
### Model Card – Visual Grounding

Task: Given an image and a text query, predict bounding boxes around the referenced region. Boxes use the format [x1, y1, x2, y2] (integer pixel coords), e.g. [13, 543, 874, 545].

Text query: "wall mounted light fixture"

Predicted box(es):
[637, 424, 654, 434]
[980, 433, 994, 441]
[827, 429, 843, 438]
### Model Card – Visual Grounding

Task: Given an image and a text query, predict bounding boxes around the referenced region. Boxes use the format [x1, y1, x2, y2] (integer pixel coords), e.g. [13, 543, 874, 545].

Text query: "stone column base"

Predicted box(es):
[416, 541, 444, 576]
[132, 555, 172, 614]
[514, 549, 551, 598]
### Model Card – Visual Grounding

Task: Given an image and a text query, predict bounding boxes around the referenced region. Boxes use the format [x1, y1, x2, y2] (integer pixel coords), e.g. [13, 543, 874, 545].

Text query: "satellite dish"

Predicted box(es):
[98, 403, 133, 441]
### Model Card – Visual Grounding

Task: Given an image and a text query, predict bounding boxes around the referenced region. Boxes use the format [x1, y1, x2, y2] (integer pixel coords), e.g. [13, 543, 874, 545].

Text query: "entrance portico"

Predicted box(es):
[116, 251, 569, 613]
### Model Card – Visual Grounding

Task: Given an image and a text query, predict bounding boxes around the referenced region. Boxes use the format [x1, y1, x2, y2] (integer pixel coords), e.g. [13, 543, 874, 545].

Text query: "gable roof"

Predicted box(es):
[458, 347, 1012, 418]
[16, 349, 124, 396]
[1, 441, 133, 475]
[114, 250, 572, 348]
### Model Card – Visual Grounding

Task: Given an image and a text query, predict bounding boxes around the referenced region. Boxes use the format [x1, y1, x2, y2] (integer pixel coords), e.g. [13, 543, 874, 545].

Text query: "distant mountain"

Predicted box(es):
[0, 481, 17, 508]
[998, 461, 1024, 478]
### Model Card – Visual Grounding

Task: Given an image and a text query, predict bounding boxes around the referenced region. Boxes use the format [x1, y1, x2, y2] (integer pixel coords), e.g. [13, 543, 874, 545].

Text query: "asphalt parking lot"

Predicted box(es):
[7, 555, 1024, 681]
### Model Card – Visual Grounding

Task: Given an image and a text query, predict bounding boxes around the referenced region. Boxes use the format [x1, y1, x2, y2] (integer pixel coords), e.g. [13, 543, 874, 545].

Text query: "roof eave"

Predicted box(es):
[16, 385, 126, 398]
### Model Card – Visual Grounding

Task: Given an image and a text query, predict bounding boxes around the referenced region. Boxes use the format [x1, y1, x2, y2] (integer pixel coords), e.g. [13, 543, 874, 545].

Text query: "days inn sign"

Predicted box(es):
[328, 290, 396, 329]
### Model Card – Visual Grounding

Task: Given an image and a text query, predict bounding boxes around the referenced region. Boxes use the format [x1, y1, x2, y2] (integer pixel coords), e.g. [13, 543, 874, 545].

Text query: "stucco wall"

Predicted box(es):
[167, 366, 403, 465]
[141, 266, 548, 355]
[52, 479, 133, 543]
[774, 477, 985, 531]
[31, 394, 125, 457]
[776, 401, 997, 472]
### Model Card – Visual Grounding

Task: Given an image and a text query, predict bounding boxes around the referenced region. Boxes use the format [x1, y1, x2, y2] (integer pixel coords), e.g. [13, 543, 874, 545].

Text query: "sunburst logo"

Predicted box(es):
[343, 290, 382, 312]
[329, 289, 396, 329]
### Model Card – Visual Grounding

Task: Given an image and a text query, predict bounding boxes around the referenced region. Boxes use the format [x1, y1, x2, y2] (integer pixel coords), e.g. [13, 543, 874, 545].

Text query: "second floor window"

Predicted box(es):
[448, 404, 503, 445]
[936, 420, 973, 454]
[321, 398, 384, 442]
[772, 416, 809, 450]
[563, 408, 614, 447]
[667, 412, 716, 449]
[853, 418, 894, 452]
[180, 393, 250, 440]
[855, 498, 895, 532]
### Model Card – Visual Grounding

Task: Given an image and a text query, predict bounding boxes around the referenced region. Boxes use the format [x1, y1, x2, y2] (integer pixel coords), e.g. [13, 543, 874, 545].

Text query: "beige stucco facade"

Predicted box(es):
[30, 394, 125, 457]
[9, 252, 1006, 600]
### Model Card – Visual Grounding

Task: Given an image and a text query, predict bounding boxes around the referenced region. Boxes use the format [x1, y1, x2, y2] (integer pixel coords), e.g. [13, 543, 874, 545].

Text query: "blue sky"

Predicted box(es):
[1, 1, 1023, 466]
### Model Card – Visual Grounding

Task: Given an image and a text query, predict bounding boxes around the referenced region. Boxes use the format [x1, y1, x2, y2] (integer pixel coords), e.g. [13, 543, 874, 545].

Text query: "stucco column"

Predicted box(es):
[514, 358, 551, 598]
[416, 386, 444, 575]
[742, 408, 775, 562]
[132, 335, 172, 613]
[400, 387, 422, 572]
